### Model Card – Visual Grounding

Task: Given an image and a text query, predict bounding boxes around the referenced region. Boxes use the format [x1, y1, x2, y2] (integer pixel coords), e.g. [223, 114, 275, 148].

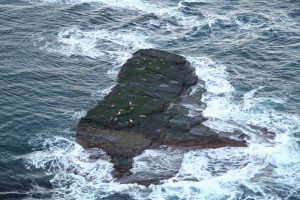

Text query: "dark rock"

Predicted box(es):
[231, 130, 251, 140]
[117, 173, 174, 186]
[168, 116, 200, 131]
[76, 49, 247, 185]
[239, 133, 251, 140]
[249, 124, 276, 139]
[189, 125, 216, 136]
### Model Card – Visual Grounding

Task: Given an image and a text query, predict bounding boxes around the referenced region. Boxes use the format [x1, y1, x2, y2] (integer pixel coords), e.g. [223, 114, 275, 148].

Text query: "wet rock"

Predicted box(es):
[239, 133, 251, 140]
[249, 124, 276, 139]
[117, 173, 174, 186]
[76, 49, 247, 185]
[168, 116, 201, 131]
[189, 125, 216, 137]
[231, 130, 251, 141]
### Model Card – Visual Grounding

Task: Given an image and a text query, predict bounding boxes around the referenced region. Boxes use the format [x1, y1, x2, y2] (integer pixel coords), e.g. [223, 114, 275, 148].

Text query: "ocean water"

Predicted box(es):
[0, 0, 299, 199]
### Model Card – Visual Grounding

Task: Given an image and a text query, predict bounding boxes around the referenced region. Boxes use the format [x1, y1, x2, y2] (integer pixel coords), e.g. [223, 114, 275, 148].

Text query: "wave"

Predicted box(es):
[25, 136, 116, 199]
[27, 0, 270, 35]
[23, 0, 300, 199]
[23, 55, 300, 199]
[38, 26, 152, 78]
[42, 26, 151, 58]
[183, 56, 300, 199]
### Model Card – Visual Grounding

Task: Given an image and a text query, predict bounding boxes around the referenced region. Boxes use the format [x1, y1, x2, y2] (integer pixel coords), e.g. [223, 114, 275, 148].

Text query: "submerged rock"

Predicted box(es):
[76, 49, 246, 184]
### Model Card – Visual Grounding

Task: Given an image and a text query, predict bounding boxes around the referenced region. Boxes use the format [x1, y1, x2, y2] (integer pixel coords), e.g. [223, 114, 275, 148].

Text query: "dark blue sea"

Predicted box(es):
[0, 0, 299, 199]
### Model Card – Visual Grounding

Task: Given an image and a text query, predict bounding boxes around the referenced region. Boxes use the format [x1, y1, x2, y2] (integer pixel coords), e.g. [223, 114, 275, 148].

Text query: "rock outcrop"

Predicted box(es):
[76, 49, 247, 183]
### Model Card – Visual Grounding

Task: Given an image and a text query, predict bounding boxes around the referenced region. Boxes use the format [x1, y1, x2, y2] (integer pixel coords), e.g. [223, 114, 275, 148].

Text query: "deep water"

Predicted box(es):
[0, 0, 299, 199]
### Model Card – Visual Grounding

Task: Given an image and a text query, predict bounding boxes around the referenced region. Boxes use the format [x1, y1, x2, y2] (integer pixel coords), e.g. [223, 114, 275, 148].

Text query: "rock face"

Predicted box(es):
[76, 49, 247, 182]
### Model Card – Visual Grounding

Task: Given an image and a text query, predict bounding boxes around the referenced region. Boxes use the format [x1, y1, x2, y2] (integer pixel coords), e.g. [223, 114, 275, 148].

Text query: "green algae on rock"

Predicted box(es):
[76, 49, 247, 184]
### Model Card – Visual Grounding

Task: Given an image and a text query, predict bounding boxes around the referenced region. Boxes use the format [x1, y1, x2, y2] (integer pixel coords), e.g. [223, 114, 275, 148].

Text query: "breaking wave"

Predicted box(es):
[20, 0, 300, 199]
[24, 56, 300, 199]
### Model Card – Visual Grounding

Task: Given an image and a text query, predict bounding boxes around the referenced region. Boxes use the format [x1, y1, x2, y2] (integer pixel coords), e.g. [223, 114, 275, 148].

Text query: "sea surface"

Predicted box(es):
[0, 0, 299, 199]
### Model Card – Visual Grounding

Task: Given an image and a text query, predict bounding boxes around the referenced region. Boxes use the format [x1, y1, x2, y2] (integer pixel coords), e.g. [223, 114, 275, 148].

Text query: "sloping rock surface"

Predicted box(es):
[76, 49, 246, 182]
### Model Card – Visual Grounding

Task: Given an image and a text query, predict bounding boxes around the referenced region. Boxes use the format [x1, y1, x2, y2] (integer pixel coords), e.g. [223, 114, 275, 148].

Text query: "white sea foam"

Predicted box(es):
[131, 149, 185, 175]
[44, 26, 151, 60]
[92, 0, 165, 14]
[27, 36, 300, 200]
[179, 56, 300, 199]
[24, 1, 300, 199]
[41, 25, 152, 80]
[243, 86, 265, 101]
[91, 84, 115, 99]
[72, 110, 87, 119]
[25, 136, 118, 199]
[28, 0, 241, 33]
[28, 0, 165, 13]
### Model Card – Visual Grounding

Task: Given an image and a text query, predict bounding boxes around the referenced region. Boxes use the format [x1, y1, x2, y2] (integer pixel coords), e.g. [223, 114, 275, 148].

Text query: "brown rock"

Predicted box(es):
[76, 49, 247, 184]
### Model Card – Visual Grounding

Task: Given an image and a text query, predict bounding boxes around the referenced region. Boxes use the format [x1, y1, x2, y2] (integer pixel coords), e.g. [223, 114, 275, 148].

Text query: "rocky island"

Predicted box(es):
[76, 49, 247, 184]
